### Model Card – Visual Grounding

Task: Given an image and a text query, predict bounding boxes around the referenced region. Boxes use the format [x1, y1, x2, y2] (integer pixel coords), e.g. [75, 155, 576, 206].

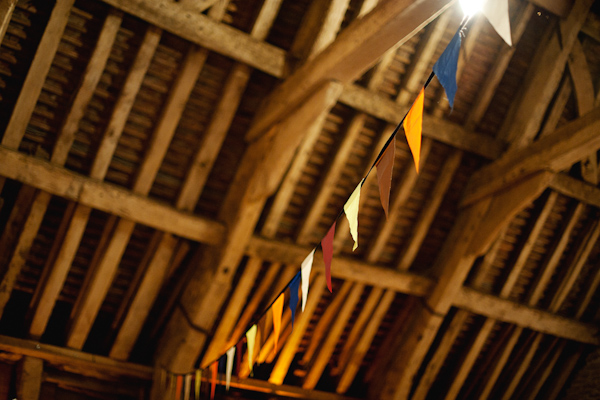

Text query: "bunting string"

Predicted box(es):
[155, 6, 517, 395]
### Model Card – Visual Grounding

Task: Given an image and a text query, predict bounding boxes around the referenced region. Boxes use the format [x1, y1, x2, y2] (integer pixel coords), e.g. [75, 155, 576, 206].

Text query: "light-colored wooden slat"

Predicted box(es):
[338, 84, 505, 160]
[269, 274, 327, 385]
[463, 108, 600, 206]
[301, 281, 354, 366]
[539, 77, 573, 137]
[156, 81, 344, 373]
[465, 3, 534, 129]
[0, 335, 152, 381]
[525, 339, 565, 400]
[548, 219, 600, 311]
[16, 356, 43, 400]
[99, 0, 285, 78]
[303, 283, 364, 389]
[478, 326, 524, 399]
[499, 0, 593, 150]
[439, 192, 558, 399]
[336, 289, 395, 393]
[247, 0, 455, 140]
[52, 10, 123, 164]
[574, 261, 600, 319]
[196, 257, 264, 365]
[0, 192, 51, 317]
[0, 147, 225, 243]
[296, 113, 367, 244]
[0, 186, 36, 270]
[108, 234, 179, 359]
[500, 333, 544, 400]
[568, 39, 597, 184]
[66, 219, 136, 349]
[397, 150, 462, 270]
[366, 139, 432, 262]
[0, 0, 17, 45]
[396, 10, 452, 105]
[333, 287, 384, 375]
[550, 173, 600, 209]
[545, 345, 584, 400]
[1, 0, 75, 149]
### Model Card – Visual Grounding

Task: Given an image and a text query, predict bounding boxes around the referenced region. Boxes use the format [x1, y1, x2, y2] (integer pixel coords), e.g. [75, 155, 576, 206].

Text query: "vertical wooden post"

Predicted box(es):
[16, 356, 43, 400]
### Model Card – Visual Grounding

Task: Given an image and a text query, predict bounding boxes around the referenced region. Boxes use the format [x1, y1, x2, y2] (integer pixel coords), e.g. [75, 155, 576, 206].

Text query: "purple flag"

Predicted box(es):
[433, 28, 461, 109]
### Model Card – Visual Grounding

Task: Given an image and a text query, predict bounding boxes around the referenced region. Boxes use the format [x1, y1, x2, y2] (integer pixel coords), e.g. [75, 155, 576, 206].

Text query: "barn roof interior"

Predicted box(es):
[0, 0, 600, 398]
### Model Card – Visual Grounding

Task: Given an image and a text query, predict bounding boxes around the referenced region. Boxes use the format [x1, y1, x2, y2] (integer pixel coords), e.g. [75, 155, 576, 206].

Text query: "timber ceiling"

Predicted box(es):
[0, 0, 599, 398]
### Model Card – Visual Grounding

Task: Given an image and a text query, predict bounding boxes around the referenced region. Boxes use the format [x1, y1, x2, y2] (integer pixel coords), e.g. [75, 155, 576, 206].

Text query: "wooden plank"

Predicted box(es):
[463, 109, 600, 206]
[156, 80, 343, 373]
[303, 283, 364, 389]
[90, 26, 161, 179]
[99, 0, 285, 77]
[525, 339, 565, 399]
[269, 274, 326, 384]
[1, 0, 75, 149]
[52, 10, 123, 164]
[339, 84, 506, 159]
[0, 192, 51, 316]
[574, 261, 600, 319]
[0, 185, 36, 271]
[108, 234, 178, 359]
[66, 219, 136, 349]
[453, 288, 599, 345]
[550, 173, 600, 209]
[0, 0, 17, 45]
[197, 257, 264, 366]
[16, 356, 43, 400]
[397, 150, 462, 270]
[501, 333, 543, 400]
[539, 77, 573, 137]
[545, 345, 583, 400]
[0, 335, 153, 381]
[500, 0, 592, 150]
[0, 147, 225, 243]
[336, 289, 395, 393]
[246, 0, 455, 140]
[581, 12, 600, 41]
[296, 113, 367, 243]
[478, 326, 523, 399]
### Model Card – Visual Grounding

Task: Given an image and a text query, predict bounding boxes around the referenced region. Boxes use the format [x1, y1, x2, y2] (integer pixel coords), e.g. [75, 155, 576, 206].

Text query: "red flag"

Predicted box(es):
[175, 375, 183, 400]
[403, 88, 424, 172]
[211, 362, 217, 400]
[272, 293, 284, 353]
[376, 137, 395, 217]
[321, 221, 336, 292]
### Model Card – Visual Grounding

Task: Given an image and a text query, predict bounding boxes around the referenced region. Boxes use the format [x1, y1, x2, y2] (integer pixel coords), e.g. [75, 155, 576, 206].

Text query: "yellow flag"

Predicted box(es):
[246, 325, 257, 372]
[344, 181, 363, 251]
[403, 88, 424, 172]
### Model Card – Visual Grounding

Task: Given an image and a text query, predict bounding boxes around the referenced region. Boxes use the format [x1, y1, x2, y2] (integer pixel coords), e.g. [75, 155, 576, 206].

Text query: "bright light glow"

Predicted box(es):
[459, 0, 485, 16]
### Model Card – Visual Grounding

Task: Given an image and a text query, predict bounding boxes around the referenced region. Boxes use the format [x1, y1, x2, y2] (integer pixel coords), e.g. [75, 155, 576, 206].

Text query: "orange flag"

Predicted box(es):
[272, 293, 284, 353]
[403, 88, 424, 172]
[175, 375, 183, 400]
[211, 362, 217, 400]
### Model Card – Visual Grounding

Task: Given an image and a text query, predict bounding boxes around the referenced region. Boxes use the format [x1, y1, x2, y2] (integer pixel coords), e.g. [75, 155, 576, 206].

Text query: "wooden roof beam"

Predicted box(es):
[463, 107, 600, 206]
[0, 147, 224, 244]
[247, 0, 457, 140]
[99, 0, 285, 77]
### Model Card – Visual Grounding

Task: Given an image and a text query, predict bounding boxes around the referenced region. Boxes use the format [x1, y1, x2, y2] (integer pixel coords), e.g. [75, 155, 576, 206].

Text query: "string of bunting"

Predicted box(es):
[157, 1, 512, 397]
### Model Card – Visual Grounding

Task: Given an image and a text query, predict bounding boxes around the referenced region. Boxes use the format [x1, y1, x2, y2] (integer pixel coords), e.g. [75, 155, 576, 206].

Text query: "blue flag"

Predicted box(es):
[289, 272, 301, 329]
[433, 28, 461, 109]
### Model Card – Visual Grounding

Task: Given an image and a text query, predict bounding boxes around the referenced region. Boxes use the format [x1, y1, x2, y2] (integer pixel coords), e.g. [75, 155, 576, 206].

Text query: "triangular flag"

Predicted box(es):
[184, 374, 191, 400]
[376, 137, 395, 218]
[289, 272, 301, 328]
[344, 181, 363, 251]
[176, 375, 183, 400]
[210, 362, 217, 400]
[272, 293, 284, 352]
[301, 249, 316, 311]
[483, 0, 512, 46]
[225, 346, 236, 391]
[246, 325, 257, 373]
[195, 370, 202, 399]
[433, 28, 461, 109]
[321, 221, 336, 292]
[403, 88, 424, 172]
